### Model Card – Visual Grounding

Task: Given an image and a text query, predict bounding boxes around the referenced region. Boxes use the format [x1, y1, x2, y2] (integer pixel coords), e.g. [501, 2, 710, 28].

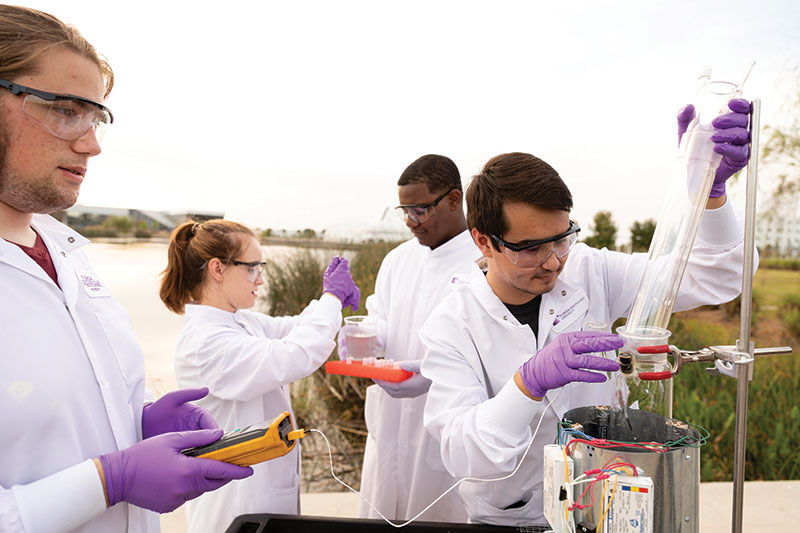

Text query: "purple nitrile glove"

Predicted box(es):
[373, 359, 432, 399]
[323, 257, 361, 311]
[142, 387, 218, 440]
[709, 98, 751, 197]
[677, 98, 751, 198]
[518, 331, 623, 399]
[98, 429, 253, 513]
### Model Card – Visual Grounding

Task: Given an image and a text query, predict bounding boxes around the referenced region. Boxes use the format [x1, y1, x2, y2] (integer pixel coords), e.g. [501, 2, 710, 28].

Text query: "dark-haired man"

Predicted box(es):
[420, 107, 752, 525]
[339, 154, 480, 522]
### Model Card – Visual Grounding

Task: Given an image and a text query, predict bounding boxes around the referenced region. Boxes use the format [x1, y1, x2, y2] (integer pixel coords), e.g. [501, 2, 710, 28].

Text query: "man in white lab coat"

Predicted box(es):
[0, 6, 251, 531]
[345, 154, 481, 522]
[420, 140, 753, 524]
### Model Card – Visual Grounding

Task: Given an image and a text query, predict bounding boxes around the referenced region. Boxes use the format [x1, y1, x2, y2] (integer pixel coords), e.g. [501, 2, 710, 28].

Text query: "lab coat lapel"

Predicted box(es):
[0, 234, 63, 294]
[539, 278, 589, 416]
[538, 278, 588, 346]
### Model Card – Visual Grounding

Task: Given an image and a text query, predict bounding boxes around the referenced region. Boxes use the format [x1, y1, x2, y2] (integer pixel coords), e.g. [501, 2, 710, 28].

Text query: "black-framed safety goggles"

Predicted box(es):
[394, 187, 457, 225]
[490, 221, 581, 267]
[232, 260, 267, 283]
[0, 78, 114, 141]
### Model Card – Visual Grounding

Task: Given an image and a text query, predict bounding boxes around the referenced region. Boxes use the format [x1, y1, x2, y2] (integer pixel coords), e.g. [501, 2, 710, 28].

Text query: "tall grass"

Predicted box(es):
[670, 312, 800, 481]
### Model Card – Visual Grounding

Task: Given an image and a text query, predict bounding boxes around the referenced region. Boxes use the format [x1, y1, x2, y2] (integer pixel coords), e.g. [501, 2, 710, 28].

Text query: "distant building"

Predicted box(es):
[756, 204, 800, 257]
[61, 205, 225, 232]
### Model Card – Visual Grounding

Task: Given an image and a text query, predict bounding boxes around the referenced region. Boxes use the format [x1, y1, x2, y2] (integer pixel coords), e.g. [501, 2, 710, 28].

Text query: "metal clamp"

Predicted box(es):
[633, 344, 793, 380]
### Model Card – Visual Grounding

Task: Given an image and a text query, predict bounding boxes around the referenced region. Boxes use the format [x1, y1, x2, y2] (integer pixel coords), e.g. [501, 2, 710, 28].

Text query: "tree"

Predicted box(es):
[296, 228, 317, 239]
[583, 211, 617, 250]
[102, 215, 133, 234]
[630, 219, 657, 252]
[760, 70, 800, 213]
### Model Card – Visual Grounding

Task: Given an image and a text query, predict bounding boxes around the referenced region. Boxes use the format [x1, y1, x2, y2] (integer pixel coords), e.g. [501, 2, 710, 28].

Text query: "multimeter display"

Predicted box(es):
[181, 411, 300, 467]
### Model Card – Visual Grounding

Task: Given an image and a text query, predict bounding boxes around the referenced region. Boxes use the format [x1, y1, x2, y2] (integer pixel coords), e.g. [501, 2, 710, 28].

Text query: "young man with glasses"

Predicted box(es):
[339, 154, 481, 522]
[0, 6, 252, 531]
[419, 143, 752, 525]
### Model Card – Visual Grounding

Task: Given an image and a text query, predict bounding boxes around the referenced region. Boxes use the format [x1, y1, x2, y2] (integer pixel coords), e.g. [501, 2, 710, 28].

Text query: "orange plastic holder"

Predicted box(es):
[325, 360, 413, 382]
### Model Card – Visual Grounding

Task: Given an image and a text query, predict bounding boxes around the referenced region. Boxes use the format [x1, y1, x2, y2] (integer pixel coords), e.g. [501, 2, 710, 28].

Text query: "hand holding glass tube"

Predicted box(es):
[677, 98, 751, 198]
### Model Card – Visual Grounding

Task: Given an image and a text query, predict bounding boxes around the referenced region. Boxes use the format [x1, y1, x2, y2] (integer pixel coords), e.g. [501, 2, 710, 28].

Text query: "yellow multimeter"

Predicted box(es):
[181, 411, 306, 467]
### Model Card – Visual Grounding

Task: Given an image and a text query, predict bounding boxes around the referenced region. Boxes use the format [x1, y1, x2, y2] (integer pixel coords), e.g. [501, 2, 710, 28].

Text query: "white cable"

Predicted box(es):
[309, 388, 562, 528]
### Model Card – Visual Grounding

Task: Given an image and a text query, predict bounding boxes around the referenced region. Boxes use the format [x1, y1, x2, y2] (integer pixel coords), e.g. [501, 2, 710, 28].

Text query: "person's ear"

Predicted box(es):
[447, 189, 462, 211]
[207, 257, 226, 282]
[471, 229, 495, 258]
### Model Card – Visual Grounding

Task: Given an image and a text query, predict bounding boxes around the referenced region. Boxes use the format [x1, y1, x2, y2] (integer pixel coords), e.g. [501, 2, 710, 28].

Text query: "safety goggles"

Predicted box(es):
[394, 187, 457, 225]
[232, 260, 267, 283]
[490, 221, 580, 267]
[0, 79, 114, 142]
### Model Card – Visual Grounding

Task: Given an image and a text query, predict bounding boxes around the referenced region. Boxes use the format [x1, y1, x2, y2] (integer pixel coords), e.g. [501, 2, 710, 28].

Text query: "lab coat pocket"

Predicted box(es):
[94, 308, 145, 387]
[472, 488, 543, 526]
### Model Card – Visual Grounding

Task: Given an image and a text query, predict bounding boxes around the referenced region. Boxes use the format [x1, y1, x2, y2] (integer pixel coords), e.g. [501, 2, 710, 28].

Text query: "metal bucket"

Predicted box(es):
[562, 406, 702, 533]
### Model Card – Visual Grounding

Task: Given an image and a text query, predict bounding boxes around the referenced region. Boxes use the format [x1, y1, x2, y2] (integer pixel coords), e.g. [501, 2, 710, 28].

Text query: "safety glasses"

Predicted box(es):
[0, 79, 113, 142]
[394, 187, 457, 225]
[490, 221, 580, 267]
[232, 260, 267, 283]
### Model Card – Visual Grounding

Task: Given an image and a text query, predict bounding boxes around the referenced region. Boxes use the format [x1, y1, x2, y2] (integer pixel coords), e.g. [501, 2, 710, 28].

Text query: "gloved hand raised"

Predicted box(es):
[517, 331, 622, 400]
[98, 429, 253, 513]
[323, 257, 361, 311]
[373, 360, 432, 399]
[677, 98, 751, 198]
[142, 387, 218, 440]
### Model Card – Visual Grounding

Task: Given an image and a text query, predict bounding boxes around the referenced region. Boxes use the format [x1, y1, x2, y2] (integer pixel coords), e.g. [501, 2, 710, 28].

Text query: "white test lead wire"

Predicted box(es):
[309, 388, 563, 528]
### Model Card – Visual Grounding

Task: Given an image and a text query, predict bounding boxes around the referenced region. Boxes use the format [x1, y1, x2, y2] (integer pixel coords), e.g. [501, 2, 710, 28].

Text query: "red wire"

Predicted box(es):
[566, 438, 667, 456]
[569, 473, 609, 511]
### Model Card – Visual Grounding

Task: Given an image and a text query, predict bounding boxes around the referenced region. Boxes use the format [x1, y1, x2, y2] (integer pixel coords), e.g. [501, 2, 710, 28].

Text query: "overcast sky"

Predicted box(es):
[17, 0, 800, 241]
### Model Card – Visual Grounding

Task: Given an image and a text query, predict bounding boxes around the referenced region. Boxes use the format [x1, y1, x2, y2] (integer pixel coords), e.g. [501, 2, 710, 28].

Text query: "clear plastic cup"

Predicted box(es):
[343, 316, 384, 359]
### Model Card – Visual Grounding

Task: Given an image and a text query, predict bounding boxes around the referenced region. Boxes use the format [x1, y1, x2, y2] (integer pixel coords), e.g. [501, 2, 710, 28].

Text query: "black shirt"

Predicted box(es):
[503, 295, 542, 339]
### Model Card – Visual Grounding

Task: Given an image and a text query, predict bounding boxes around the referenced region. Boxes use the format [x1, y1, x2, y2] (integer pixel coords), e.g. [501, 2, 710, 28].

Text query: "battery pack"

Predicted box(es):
[602, 475, 654, 533]
[543, 444, 574, 532]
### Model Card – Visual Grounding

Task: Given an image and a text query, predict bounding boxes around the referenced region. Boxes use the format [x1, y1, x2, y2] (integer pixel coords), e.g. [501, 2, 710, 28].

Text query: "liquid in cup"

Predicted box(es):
[343, 316, 383, 359]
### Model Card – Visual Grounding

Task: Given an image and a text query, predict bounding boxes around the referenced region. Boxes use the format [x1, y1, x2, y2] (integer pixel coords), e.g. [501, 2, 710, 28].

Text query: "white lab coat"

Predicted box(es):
[174, 296, 341, 533]
[0, 215, 158, 532]
[420, 201, 753, 526]
[360, 230, 481, 522]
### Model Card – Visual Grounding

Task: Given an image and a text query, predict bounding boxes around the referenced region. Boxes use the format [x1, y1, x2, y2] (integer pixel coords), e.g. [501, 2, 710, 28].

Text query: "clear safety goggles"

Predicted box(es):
[232, 260, 267, 283]
[0, 79, 113, 142]
[394, 187, 456, 225]
[490, 221, 580, 267]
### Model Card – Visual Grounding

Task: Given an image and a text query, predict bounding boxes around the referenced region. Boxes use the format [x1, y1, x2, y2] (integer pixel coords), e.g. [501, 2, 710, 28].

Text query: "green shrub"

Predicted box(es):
[759, 257, 800, 271]
[263, 249, 325, 316]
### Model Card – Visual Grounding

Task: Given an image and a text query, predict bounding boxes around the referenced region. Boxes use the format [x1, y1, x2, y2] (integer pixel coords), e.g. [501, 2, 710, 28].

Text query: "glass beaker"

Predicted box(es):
[616, 326, 674, 419]
[343, 316, 384, 359]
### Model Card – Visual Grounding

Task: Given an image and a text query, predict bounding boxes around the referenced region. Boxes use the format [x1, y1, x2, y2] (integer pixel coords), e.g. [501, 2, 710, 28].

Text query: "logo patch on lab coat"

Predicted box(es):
[77, 270, 111, 298]
[552, 291, 589, 332]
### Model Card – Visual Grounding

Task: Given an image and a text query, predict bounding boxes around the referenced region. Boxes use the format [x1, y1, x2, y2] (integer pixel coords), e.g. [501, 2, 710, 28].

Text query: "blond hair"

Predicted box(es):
[0, 5, 114, 96]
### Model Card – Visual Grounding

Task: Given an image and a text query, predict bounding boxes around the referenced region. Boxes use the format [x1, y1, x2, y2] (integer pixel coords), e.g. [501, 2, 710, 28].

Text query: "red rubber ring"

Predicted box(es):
[638, 371, 673, 381]
[637, 344, 670, 354]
